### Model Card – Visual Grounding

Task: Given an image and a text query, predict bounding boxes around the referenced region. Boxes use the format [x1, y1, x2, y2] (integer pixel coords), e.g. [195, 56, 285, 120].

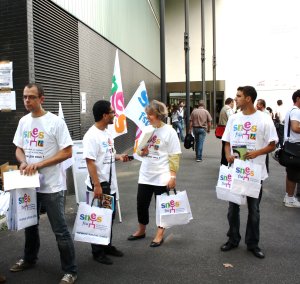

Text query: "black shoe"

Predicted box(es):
[105, 246, 124, 257]
[220, 242, 238, 252]
[150, 239, 164, 247]
[248, 247, 265, 259]
[93, 254, 113, 265]
[127, 234, 146, 241]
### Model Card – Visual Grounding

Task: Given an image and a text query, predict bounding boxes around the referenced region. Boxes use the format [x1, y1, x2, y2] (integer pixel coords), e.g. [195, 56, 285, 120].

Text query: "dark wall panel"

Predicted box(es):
[78, 23, 161, 153]
[32, 0, 80, 139]
[0, 0, 29, 165]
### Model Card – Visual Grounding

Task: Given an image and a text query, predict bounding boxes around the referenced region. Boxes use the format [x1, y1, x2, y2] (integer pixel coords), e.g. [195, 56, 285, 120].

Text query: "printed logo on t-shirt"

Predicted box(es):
[233, 121, 257, 140]
[23, 128, 44, 147]
[148, 134, 161, 150]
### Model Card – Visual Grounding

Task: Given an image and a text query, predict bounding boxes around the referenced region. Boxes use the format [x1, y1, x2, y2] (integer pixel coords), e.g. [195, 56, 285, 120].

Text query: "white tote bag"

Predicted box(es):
[216, 165, 246, 205]
[230, 159, 262, 198]
[7, 188, 38, 231]
[156, 190, 193, 229]
[73, 202, 112, 245]
[0, 191, 10, 215]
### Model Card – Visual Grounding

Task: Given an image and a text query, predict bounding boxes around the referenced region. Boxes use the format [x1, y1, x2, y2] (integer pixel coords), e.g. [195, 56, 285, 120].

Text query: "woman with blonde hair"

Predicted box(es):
[128, 100, 181, 247]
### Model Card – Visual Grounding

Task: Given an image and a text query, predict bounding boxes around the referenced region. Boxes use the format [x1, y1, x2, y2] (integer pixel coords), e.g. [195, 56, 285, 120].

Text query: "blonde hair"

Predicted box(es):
[145, 100, 168, 121]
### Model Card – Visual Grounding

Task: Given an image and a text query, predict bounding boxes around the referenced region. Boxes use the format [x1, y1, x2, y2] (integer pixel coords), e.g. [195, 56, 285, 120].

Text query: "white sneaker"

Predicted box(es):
[284, 197, 300, 208]
[59, 274, 77, 284]
[283, 193, 288, 204]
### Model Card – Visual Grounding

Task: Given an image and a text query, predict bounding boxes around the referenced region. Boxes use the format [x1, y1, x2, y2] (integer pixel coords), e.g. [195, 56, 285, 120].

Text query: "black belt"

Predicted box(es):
[193, 126, 205, 128]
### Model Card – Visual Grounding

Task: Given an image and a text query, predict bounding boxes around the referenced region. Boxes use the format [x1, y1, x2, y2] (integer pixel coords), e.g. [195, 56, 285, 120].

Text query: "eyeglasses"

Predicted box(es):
[108, 110, 115, 114]
[23, 95, 40, 100]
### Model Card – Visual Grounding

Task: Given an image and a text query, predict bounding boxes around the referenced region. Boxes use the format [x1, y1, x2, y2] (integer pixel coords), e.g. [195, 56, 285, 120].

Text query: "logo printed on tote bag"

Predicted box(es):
[220, 173, 232, 188]
[19, 193, 35, 210]
[80, 212, 103, 229]
[161, 199, 180, 213]
[236, 166, 254, 181]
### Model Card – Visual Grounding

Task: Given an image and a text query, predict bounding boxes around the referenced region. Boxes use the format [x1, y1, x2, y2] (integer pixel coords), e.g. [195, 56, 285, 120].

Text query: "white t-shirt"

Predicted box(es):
[275, 105, 287, 124]
[13, 112, 73, 193]
[284, 107, 300, 143]
[82, 125, 118, 194]
[138, 124, 182, 186]
[222, 110, 278, 180]
[178, 107, 184, 119]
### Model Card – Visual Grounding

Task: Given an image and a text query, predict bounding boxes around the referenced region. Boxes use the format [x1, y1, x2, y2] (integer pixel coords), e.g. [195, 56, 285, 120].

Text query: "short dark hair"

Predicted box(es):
[25, 83, 44, 97]
[292, 90, 300, 103]
[257, 99, 266, 108]
[277, 100, 283, 106]
[92, 100, 111, 122]
[225, 98, 233, 105]
[266, 106, 272, 113]
[241, 86, 257, 103]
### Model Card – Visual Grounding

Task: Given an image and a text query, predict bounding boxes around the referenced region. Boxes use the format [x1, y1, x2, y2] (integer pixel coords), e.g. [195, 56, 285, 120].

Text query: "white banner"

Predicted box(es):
[108, 50, 127, 138]
[125, 81, 150, 130]
[125, 81, 150, 160]
[58, 102, 73, 191]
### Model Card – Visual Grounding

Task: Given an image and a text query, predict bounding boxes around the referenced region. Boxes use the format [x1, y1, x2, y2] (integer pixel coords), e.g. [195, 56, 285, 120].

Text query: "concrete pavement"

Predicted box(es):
[0, 133, 300, 284]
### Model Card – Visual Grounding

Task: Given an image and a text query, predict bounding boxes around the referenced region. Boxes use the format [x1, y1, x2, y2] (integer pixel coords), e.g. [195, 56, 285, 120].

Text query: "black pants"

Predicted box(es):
[87, 185, 116, 257]
[277, 124, 284, 148]
[221, 141, 228, 166]
[226, 186, 263, 249]
[137, 184, 167, 225]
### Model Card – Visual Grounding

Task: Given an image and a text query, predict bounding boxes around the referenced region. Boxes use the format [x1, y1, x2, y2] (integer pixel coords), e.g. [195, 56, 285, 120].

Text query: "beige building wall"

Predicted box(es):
[166, 0, 300, 111]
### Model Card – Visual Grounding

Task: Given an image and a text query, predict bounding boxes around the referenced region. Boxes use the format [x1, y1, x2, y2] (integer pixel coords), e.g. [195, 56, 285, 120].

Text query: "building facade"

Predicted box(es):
[0, 0, 161, 165]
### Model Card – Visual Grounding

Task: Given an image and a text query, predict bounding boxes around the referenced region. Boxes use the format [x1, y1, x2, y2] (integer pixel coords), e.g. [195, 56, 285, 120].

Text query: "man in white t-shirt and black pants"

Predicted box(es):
[283, 90, 300, 207]
[82, 100, 130, 265]
[220, 86, 278, 259]
[11, 83, 77, 284]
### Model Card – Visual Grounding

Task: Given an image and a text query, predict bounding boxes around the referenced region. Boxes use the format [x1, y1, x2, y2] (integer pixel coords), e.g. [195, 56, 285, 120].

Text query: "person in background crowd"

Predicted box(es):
[11, 83, 77, 284]
[128, 100, 181, 247]
[283, 90, 300, 207]
[220, 86, 278, 259]
[171, 105, 180, 136]
[189, 101, 212, 162]
[274, 100, 286, 148]
[256, 99, 270, 114]
[83, 100, 130, 265]
[266, 107, 274, 120]
[178, 101, 185, 141]
[218, 98, 234, 165]
[256, 99, 271, 173]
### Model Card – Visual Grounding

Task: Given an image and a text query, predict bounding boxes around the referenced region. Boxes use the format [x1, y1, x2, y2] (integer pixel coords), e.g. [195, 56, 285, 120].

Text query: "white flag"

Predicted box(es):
[125, 81, 150, 161]
[58, 102, 73, 190]
[108, 50, 127, 138]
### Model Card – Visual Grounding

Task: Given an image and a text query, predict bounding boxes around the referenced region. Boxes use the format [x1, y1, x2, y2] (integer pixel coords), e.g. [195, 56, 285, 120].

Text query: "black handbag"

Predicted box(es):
[184, 133, 194, 150]
[278, 109, 300, 167]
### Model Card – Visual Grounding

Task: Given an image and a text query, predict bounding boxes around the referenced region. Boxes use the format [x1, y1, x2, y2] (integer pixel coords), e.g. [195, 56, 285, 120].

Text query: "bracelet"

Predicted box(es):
[170, 176, 176, 179]
[20, 160, 27, 165]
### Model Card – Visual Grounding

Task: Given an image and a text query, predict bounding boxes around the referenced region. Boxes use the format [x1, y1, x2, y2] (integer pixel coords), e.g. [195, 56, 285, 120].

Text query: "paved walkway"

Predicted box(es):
[1, 133, 300, 283]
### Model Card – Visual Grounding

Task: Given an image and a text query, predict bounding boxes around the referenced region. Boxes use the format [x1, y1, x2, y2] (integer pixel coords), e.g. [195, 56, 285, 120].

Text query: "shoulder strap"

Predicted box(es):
[287, 108, 298, 138]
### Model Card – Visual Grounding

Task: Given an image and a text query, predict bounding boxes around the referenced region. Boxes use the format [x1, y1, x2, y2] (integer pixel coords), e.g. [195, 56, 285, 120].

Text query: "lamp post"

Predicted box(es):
[184, 0, 190, 134]
[160, 0, 166, 104]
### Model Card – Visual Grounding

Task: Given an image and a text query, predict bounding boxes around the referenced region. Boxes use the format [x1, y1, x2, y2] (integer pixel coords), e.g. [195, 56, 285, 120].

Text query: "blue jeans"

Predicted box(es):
[193, 127, 206, 160]
[177, 119, 185, 142]
[24, 191, 77, 275]
[226, 187, 262, 249]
